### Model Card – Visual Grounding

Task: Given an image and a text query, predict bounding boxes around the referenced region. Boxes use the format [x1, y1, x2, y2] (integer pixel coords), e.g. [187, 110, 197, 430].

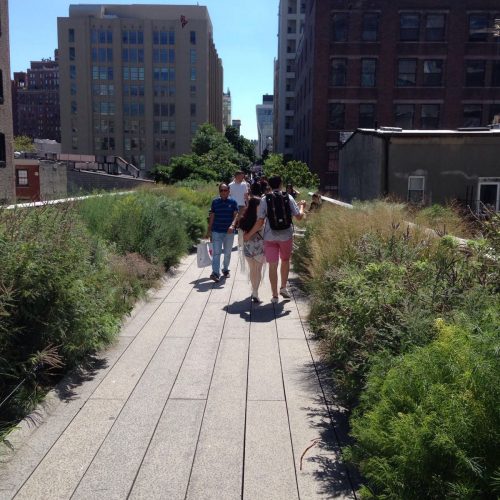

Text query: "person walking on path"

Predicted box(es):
[207, 183, 239, 282]
[243, 175, 306, 303]
[229, 171, 250, 217]
[238, 184, 265, 303]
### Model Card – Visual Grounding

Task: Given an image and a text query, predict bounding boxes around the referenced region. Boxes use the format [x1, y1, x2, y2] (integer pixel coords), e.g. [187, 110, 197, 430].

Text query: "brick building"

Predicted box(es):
[12, 52, 61, 142]
[0, 0, 15, 203]
[57, 4, 223, 176]
[295, 0, 500, 192]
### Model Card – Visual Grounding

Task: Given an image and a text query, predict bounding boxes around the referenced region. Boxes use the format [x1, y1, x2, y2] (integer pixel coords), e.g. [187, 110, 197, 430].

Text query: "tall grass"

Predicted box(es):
[77, 189, 207, 268]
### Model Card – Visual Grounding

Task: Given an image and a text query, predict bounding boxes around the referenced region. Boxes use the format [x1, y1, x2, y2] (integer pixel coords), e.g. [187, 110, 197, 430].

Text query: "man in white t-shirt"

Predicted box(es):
[229, 171, 249, 216]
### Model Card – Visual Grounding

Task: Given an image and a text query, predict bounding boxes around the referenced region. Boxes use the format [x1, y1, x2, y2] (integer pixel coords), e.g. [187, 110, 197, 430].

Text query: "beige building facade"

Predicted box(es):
[58, 4, 223, 176]
[0, 0, 15, 202]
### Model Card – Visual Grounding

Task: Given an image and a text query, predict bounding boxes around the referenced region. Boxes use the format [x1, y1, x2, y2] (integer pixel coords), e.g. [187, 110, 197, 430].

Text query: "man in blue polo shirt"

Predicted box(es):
[207, 182, 239, 282]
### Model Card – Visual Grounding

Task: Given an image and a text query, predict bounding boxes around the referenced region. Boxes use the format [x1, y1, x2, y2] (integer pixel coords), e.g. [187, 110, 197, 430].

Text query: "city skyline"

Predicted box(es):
[8, 0, 278, 141]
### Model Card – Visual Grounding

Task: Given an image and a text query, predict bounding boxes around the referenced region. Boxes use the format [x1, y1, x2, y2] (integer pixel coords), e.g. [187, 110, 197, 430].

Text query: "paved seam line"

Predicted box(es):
[274, 301, 301, 500]
[125, 265, 218, 499]
[241, 271, 254, 500]
[183, 250, 241, 500]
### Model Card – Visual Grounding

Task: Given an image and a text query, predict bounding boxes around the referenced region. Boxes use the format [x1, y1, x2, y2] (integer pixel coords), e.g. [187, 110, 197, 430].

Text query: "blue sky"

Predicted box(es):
[8, 0, 279, 140]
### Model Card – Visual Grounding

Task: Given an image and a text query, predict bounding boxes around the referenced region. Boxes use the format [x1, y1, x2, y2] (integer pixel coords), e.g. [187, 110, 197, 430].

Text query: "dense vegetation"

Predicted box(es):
[0, 187, 207, 440]
[294, 202, 500, 498]
[263, 153, 320, 189]
[153, 123, 256, 184]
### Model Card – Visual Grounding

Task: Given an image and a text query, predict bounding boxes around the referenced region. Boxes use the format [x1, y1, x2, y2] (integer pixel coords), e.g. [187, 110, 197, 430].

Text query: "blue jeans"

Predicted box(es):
[211, 231, 235, 276]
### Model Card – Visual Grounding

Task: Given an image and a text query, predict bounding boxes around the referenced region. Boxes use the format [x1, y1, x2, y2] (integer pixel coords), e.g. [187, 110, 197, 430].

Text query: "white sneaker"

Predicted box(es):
[271, 296, 279, 304]
[279, 287, 291, 299]
[251, 295, 262, 304]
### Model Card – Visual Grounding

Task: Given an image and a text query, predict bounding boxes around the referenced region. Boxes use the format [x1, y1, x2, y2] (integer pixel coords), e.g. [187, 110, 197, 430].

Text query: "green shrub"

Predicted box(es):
[78, 191, 207, 268]
[346, 316, 500, 499]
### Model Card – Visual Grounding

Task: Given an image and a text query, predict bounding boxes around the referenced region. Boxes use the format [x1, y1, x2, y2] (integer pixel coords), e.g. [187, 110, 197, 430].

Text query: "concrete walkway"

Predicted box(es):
[0, 250, 355, 500]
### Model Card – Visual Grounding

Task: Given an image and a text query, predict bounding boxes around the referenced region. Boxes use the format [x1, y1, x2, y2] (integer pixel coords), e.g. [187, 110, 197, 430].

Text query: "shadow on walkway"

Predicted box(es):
[223, 299, 291, 323]
[299, 360, 361, 497]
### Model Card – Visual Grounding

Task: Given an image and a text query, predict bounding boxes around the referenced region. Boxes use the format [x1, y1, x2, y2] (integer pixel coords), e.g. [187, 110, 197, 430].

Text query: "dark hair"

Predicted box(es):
[250, 182, 262, 197]
[238, 197, 261, 232]
[269, 175, 282, 190]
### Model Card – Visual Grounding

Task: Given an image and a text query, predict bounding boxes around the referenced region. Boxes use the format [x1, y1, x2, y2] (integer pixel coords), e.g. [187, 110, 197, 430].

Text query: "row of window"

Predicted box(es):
[326, 102, 500, 130]
[84, 29, 196, 46]
[331, 11, 500, 43]
[329, 58, 500, 88]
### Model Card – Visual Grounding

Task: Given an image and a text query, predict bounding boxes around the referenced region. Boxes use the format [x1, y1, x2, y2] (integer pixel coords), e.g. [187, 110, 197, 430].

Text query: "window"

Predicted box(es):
[469, 14, 488, 41]
[359, 103, 375, 128]
[191, 121, 198, 134]
[190, 49, 197, 64]
[465, 60, 486, 86]
[70, 83, 77, 96]
[478, 179, 500, 212]
[421, 104, 440, 129]
[0, 69, 3, 104]
[362, 13, 379, 41]
[425, 14, 445, 41]
[463, 104, 483, 127]
[190, 31, 196, 44]
[72, 137, 78, 149]
[492, 61, 500, 86]
[71, 100, 77, 114]
[400, 13, 420, 41]
[69, 29, 75, 43]
[330, 58, 347, 86]
[191, 67, 197, 81]
[190, 103, 196, 117]
[328, 103, 345, 129]
[16, 170, 29, 186]
[423, 60, 443, 86]
[361, 59, 376, 87]
[0, 133, 5, 165]
[331, 13, 348, 42]
[397, 59, 417, 86]
[408, 176, 425, 203]
[394, 104, 415, 128]
[489, 104, 500, 124]
[69, 47, 75, 61]
[70, 65, 76, 80]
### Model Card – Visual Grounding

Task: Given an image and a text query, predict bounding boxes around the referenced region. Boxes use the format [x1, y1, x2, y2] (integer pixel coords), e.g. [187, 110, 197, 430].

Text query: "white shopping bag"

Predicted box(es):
[196, 241, 213, 268]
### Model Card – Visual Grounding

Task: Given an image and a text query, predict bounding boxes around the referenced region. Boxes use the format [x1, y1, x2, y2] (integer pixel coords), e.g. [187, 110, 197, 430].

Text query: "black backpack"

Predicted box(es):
[265, 191, 292, 230]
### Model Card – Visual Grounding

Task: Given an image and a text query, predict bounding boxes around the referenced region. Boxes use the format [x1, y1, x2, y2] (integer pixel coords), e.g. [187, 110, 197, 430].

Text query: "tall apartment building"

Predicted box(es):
[274, 0, 306, 158]
[57, 4, 223, 175]
[256, 94, 274, 157]
[222, 88, 231, 130]
[0, 0, 15, 202]
[12, 51, 61, 142]
[295, 0, 500, 192]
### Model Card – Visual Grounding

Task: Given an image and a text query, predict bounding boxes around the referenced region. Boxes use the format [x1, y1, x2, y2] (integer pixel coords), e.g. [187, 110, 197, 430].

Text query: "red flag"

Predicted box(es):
[180, 15, 188, 28]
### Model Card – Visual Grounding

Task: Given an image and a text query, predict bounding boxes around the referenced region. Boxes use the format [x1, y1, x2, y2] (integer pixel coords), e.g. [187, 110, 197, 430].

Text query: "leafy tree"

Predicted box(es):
[263, 153, 319, 188]
[191, 123, 225, 156]
[14, 135, 35, 153]
[155, 122, 253, 185]
[224, 125, 256, 165]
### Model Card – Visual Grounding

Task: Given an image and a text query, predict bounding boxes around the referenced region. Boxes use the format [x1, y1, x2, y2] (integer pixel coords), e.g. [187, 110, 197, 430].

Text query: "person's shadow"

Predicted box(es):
[223, 298, 291, 323]
[190, 278, 217, 293]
